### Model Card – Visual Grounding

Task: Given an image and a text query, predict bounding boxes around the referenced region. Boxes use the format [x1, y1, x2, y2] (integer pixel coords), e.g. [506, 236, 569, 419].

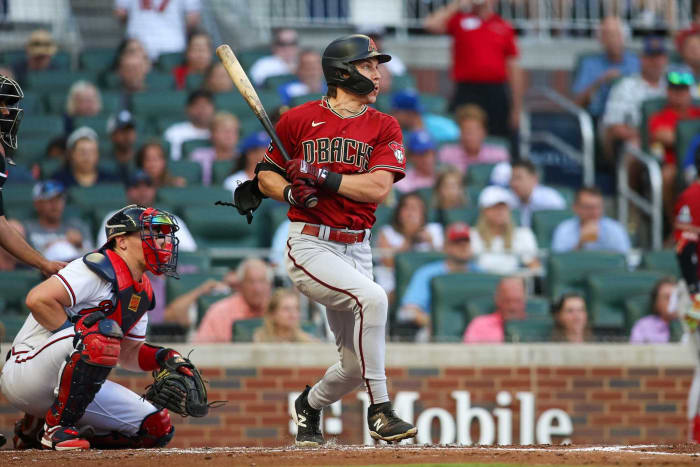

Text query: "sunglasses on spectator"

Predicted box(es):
[275, 40, 298, 47]
[667, 71, 695, 86]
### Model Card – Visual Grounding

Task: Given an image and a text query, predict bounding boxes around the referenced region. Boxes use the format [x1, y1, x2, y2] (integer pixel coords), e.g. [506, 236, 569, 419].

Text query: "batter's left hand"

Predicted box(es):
[285, 159, 328, 187]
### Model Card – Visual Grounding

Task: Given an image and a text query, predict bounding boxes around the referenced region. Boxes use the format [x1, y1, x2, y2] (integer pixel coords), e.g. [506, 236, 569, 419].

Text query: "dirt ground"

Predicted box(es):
[1, 444, 699, 467]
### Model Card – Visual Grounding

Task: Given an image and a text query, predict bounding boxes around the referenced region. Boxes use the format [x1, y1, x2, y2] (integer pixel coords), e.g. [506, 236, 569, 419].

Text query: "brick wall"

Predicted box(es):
[0, 365, 692, 447]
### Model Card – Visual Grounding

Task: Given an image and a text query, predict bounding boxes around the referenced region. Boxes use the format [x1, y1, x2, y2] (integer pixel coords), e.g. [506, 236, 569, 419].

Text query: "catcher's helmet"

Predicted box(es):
[322, 34, 391, 95]
[105, 204, 180, 277]
[0, 74, 23, 151]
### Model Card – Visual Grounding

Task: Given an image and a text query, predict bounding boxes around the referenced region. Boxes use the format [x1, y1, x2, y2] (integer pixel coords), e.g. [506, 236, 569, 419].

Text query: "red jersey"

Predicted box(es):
[446, 11, 518, 83]
[674, 183, 700, 258]
[264, 98, 405, 230]
[649, 108, 700, 165]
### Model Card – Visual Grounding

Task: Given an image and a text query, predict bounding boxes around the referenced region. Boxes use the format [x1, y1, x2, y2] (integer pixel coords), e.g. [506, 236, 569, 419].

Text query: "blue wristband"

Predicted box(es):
[51, 319, 72, 334]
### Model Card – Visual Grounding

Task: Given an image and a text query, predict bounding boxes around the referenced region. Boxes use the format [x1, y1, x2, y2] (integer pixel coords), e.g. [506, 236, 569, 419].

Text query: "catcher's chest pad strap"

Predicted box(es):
[83, 252, 117, 288]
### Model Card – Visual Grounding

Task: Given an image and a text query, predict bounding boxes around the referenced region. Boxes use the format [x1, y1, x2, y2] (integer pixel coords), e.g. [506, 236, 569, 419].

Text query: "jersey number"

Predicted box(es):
[139, 0, 170, 12]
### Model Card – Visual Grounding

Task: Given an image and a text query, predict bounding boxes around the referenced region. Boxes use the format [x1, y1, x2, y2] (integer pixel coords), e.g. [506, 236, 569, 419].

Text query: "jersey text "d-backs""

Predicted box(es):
[264, 98, 405, 230]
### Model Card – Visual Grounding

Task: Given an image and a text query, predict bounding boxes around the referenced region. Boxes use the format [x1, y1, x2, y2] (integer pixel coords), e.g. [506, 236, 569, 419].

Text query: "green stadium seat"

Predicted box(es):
[640, 97, 667, 151]
[168, 160, 203, 185]
[484, 136, 510, 149]
[21, 92, 43, 115]
[38, 159, 62, 180]
[551, 185, 575, 207]
[624, 293, 650, 334]
[73, 115, 111, 137]
[640, 249, 680, 277]
[546, 251, 627, 300]
[183, 205, 260, 248]
[19, 115, 63, 139]
[2, 51, 70, 69]
[237, 48, 270, 73]
[465, 164, 496, 189]
[177, 250, 211, 273]
[531, 209, 575, 250]
[1, 313, 30, 342]
[214, 92, 250, 115]
[157, 186, 232, 214]
[0, 270, 42, 313]
[196, 293, 228, 325]
[181, 138, 211, 160]
[373, 94, 392, 113]
[146, 72, 176, 90]
[67, 184, 127, 211]
[212, 160, 235, 185]
[263, 73, 297, 90]
[185, 73, 204, 91]
[290, 93, 322, 107]
[505, 317, 555, 343]
[238, 117, 264, 140]
[466, 296, 550, 325]
[2, 183, 35, 211]
[430, 272, 502, 341]
[12, 138, 47, 164]
[259, 201, 289, 246]
[433, 206, 479, 226]
[394, 251, 446, 311]
[132, 91, 187, 118]
[392, 75, 416, 91]
[587, 270, 667, 332]
[232, 317, 264, 342]
[371, 203, 393, 238]
[675, 119, 700, 175]
[25, 71, 97, 93]
[420, 93, 448, 115]
[80, 48, 117, 72]
[156, 52, 184, 72]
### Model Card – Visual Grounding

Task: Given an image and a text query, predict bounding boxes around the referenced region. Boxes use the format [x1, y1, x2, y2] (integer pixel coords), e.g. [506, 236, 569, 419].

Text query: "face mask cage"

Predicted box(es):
[140, 208, 180, 277]
[0, 75, 24, 150]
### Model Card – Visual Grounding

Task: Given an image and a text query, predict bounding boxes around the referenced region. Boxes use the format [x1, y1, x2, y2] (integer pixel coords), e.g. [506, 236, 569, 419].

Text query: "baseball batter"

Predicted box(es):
[256, 34, 417, 445]
[0, 204, 188, 450]
[673, 151, 700, 443]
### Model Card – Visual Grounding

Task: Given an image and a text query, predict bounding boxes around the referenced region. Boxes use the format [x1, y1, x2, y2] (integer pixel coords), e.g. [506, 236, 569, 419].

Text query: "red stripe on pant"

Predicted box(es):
[286, 239, 374, 404]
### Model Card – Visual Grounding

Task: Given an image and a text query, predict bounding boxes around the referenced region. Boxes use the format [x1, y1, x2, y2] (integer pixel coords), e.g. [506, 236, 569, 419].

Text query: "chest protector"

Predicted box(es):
[83, 249, 154, 335]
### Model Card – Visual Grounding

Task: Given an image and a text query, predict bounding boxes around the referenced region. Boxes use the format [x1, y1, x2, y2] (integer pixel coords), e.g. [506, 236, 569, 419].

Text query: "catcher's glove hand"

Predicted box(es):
[145, 351, 209, 417]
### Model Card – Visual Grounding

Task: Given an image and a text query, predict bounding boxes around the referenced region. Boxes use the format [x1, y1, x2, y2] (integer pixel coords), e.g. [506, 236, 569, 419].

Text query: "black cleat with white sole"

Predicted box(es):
[368, 401, 417, 443]
[291, 385, 325, 446]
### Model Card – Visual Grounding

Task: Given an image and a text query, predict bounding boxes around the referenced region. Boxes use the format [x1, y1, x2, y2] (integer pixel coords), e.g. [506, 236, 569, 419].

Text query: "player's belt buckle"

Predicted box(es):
[302, 224, 364, 244]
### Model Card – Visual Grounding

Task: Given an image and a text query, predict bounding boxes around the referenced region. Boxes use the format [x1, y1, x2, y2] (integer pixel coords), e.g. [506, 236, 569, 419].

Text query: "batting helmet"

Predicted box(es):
[0, 74, 24, 151]
[322, 34, 391, 96]
[105, 204, 180, 277]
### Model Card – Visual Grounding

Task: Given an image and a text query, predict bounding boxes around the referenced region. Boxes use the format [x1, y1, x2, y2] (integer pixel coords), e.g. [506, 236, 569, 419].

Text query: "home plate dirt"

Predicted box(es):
[1, 444, 699, 466]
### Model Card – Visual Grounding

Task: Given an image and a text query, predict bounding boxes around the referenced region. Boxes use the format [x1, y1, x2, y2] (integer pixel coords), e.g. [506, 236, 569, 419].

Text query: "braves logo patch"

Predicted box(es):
[388, 141, 404, 164]
[127, 294, 141, 312]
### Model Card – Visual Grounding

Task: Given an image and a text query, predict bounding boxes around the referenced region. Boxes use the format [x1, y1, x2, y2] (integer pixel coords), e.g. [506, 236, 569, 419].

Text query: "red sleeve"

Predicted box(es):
[649, 110, 668, 135]
[446, 11, 461, 35]
[263, 112, 294, 173]
[368, 117, 406, 182]
[504, 24, 518, 58]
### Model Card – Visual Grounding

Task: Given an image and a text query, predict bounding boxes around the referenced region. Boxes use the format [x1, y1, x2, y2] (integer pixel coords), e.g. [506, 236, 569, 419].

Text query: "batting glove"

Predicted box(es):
[284, 182, 318, 208]
[285, 159, 341, 192]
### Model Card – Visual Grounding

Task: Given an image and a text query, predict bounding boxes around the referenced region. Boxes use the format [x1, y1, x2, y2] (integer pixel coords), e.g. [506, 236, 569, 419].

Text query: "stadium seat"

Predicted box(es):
[430, 272, 502, 341]
[183, 206, 261, 248]
[675, 119, 700, 175]
[0, 270, 42, 313]
[237, 48, 270, 73]
[145, 71, 176, 90]
[640, 249, 680, 277]
[639, 97, 666, 151]
[505, 317, 555, 343]
[531, 209, 575, 250]
[156, 52, 185, 72]
[623, 294, 650, 334]
[433, 206, 479, 226]
[67, 184, 127, 211]
[212, 160, 235, 185]
[551, 185, 575, 207]
[21, 92, 43, 116]
[290, 93, 322, 107]
[12, 138, 47, 164]
[196, 293, 229, 325]
[216, 89, 282, 114]
[465, 163, 496, 189]
[132, 91, 187, 118]
[239, 117, 264, 139]
[393, 251, 446, 313]
[181, 138, 212, 160]
[25, 71, 97, 93]
[465, 296, 550, 325]
[371, 203, 393, 238]
[232, 317, 264, 342]
[168, 160, 203, 185]
[420, 93, 448, 115]
[178, 250, 211, 273]
[259, 201, 290, 246]
[38, 159, 62, 180]
[80, 48, 117, 72]
[2, 50, 70, 69]
[587, 270, 667, 332]
[73, 115, 110, 138]
[1, 184, 35, 210]
[392, 74, 416, 91]
[263, 74, 297, 90]
[157, 186, 232, 214]
[19, 114, 63, 139]
[1, 313, 30, 342]
[185, 73, 204, 91]
[546, 251, 627, 300]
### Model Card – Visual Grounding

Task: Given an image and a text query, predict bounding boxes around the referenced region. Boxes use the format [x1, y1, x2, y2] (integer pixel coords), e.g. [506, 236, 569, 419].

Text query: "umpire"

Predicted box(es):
[425, 0, 523, 142]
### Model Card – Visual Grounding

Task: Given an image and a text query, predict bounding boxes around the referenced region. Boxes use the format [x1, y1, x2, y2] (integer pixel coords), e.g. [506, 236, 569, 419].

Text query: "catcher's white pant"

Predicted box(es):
[285, 222, 389, 408]
[0, 327, 158, 436]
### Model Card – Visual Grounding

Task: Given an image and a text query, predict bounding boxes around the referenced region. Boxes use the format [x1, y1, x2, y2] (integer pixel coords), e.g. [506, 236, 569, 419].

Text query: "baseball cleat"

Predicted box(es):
[368, 402, 417, 443]
[291, 385, 325, 447]
[41, 423, 90, 451]
[13, 414, 44, 450]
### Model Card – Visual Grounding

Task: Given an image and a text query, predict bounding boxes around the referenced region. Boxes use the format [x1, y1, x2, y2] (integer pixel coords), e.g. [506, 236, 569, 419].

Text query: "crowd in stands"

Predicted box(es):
[1, 0, 699, 345]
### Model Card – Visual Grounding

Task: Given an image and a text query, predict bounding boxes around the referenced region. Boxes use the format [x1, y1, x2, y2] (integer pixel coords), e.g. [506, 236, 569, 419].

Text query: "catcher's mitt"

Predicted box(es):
[145, 353, 209, 417]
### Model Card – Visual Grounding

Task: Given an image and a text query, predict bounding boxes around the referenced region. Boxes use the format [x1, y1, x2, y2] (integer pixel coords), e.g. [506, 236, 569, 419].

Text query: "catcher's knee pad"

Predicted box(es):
[138, 409, 174, 448]
[360, 283, 388, 326]
[46, 319, 123, 427]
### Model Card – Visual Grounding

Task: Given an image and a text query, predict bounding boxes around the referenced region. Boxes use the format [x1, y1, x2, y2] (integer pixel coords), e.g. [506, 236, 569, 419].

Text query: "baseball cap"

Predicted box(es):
[66, 126, 98, 150]
[667, 70, 695, 87]
[126, 170, 153, 188]
[26, 30, 57, 57]
[446, 222, 471, 242]
[407, 130, 435, 154]
[240, 131, 270, 154]
[478, 185, 513, 209]
[107, 110, 135, 133]
[32, 180, 64, 200]
[391, 89, 423, 113]
[643, 36, 667, 56]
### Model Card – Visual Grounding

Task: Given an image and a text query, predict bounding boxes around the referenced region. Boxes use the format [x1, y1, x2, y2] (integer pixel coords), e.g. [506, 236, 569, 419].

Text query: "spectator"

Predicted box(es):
[390, 89, 459, 144]
[190, 112, 240, 185]
[278, 49, 325, 105]
[550, 292, 592, 343]
[551, 186, 631, 253]
[161, 277, 227, 329]
[572, 16, 639, 120]
[52, 127, 118, 189]
[250, 28, 299, 87]
[253, 288, 316, 343]
[64, 81, 102, 134]
[397, 222, 477, 341]
[433, 169, 468, 211]
[630, 277, 678, 343]
[194, 258, 273, 343]
[376, 192, 444, 296]
[438, 104, 509, 174]
[508, 160, 566, 228]
[222, 131, 269, 191]
[114, 0, 201, 61]
[135, 141, 186, 188]
[424, 0, 523, 139]
[649, 70, 700, 219]
[471, 185, 538, 274]
[24, 180, 93, 262]
[96, 170, 197, 251]
[0, 219, 27, 271]
[164, 89, 214, 160]
[173, 30, 212, 89]
[396, 130, 438, 194]
[13, 29, 59, 85]
[462, 276, 526, 343]
[105, 110, 138, 182]
[601, 36, 668, 161]
[203, 62, 233, 94]
[680, 32, 700, 84]
[675, 0, 700, 53]
[115, 50, 149, 109]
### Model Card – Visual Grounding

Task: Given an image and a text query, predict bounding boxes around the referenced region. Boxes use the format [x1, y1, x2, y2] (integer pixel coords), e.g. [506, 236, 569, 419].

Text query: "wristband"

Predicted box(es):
[283, 185, 297, 206]
[322, 171, 342, 193]
[51, 319, 72, 334]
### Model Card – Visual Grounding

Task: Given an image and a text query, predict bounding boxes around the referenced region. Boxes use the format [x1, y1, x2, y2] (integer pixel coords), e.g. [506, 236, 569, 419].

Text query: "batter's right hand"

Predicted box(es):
[284, 182, 318, 208]
[285, 159, 328, 187]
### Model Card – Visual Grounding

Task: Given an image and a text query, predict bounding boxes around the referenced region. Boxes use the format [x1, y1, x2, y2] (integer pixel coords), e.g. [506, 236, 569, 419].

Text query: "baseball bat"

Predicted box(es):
[215, 44, 317, 208]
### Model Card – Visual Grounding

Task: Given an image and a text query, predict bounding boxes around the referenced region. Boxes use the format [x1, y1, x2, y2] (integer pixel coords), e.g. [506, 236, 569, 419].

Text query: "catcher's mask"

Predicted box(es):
[0, 74, 24, 152]
[105, 204, 180, 277]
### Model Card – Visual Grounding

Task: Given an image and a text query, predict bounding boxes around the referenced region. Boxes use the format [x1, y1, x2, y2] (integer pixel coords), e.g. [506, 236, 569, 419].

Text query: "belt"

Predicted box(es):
[301, 224, 365, 244]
